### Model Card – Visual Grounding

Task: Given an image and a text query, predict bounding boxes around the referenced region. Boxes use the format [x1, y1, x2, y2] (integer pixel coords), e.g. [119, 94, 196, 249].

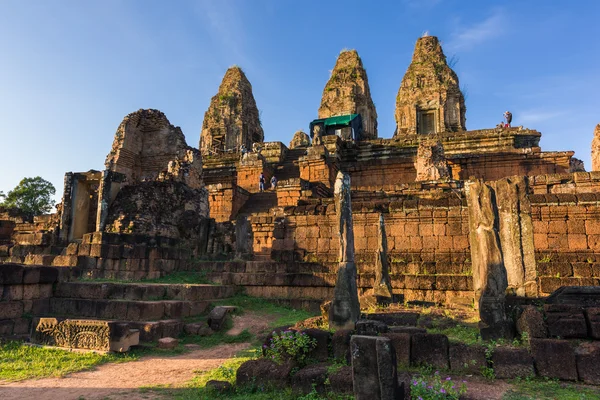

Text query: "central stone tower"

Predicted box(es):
[319, 50, 378, 140]
[394, 35, 466, 136]
[199, 66, 264, 156]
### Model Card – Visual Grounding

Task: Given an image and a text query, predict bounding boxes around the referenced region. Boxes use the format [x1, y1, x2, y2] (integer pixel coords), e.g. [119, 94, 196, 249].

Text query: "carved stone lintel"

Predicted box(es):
[33, 318, 139, 352]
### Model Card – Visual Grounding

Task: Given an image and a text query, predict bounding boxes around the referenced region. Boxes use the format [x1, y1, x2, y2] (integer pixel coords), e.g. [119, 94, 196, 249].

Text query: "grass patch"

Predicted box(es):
[429, 324, 481, 346]
[213, 294, 316, 328]
[503, 377, 600, 399]
[0, 341, 138, 382]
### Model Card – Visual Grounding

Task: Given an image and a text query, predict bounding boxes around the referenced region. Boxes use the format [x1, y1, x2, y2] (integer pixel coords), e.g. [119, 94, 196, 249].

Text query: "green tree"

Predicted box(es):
[1, 177, 56, 215]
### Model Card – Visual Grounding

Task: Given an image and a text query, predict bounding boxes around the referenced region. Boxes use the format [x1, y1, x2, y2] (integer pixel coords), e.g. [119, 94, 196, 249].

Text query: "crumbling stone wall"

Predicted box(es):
[318, 50, 378, 140]
[105, 109, 191, 184]
[394, 36, 466, 136]
[200, 66, 264, 155]
[104, 181, 209, 240]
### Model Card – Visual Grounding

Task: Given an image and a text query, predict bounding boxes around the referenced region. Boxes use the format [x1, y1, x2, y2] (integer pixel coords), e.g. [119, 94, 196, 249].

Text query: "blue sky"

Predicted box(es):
[1, 1, 598, 202]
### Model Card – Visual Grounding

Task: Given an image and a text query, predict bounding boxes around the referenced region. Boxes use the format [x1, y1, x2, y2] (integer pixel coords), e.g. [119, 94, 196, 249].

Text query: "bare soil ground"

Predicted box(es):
[0, 312, 275, 400]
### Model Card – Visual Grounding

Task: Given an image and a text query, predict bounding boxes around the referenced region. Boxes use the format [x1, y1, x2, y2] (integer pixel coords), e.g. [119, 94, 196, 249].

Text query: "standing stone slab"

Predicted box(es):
[465, 180, 512, 340]
[373, 213, 394, 302]
[493, 177, 537, 296]
[351, 335, 401, 400]
[330, 171, 360, 330]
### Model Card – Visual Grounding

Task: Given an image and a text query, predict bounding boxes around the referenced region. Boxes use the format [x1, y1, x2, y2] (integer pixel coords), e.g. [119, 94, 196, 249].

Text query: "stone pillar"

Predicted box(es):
[592, 124, 600, 171]
[58, 172, 74, 243]
[373, 213, 394, 302]
[493, 176, 537, 296]
[465, 180, 512, 340]
[329, 171, 360, 330]
[350, 335, 401, 400]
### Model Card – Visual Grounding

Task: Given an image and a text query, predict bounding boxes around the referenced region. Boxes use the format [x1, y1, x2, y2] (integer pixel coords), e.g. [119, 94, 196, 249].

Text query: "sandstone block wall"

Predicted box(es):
[0, 264, 58, 336]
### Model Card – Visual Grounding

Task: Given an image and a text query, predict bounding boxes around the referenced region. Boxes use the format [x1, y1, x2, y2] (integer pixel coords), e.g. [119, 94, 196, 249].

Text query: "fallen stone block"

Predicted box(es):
[236, 358, 292, 389]
[207, 305, 236, 331]
[530, 338, 577, 380]
[302, 328, 330, 362]
[576, 342, 600, 384]
[329, 365, 353, 395]
[492, 347, 533, 379]
[355, 319, 388, 336]
[516, 305, 547, 338]
[32, 318, 139, 352]
[410, 333, 449, 370]
[291, 363, 328, 395]
[331, 329, 352, 363]
[157, 337, 179, 350]
[381, 332, 411, 367]
[449, 343, 487, 374]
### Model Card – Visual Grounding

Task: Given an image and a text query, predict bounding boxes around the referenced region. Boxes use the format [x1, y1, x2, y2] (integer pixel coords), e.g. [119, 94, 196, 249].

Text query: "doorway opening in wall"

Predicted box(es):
[417, 110, 437, 134]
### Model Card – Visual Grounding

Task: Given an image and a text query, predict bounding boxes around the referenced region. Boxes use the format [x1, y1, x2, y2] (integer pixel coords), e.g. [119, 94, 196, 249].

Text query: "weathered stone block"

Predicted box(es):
[332, 329, 352, 363]
[329, 365, 353, 395]
[32, 318, 139, 352]
[351, 335, 400, 400]
[0, 301, 23, 319]
[236, 359, 292, 389]
[410, 333, 449, 369]
[355, 319, 388, 336]
[0, 264, 24, 285]
[516, 306, 547, 338]
[492, 347, 533, 379]
[449, 343, 487, 374]
[157, 337, 179, 349]
[576, 342, 600, 384]
[291, 364, 328, 395]
[530, 339, 577, 380]
[207, 306, 235, 331]
[381, 332, 411, 366]
[303, 328, 330, 362]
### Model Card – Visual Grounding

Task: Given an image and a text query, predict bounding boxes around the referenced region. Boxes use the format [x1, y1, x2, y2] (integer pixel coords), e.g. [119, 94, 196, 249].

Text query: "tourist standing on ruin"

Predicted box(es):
[259, 172, 265, 192]
[271, 175, 278, 190]
[504, 111, 512, 127]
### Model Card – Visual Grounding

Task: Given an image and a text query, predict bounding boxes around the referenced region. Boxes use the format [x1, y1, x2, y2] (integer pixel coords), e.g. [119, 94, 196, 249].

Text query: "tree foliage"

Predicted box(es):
[1, 177, 56, 216]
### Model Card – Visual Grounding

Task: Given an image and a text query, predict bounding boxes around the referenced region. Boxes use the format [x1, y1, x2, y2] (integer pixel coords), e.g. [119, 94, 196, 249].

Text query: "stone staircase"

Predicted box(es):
[275, 147, 306, 181]
[35, 281, 237, 342]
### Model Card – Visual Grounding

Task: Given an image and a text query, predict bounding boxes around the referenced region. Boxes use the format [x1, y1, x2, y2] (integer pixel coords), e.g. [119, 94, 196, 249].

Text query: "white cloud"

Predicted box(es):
[447, 9, 505, 51]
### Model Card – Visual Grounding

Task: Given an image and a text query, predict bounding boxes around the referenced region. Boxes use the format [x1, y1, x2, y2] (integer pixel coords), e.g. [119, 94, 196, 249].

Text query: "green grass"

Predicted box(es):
[0, 341, 138, 382]
[213, 294, 316, 328]
[502, 378, 600, 400]
[429, 323, 481, 346]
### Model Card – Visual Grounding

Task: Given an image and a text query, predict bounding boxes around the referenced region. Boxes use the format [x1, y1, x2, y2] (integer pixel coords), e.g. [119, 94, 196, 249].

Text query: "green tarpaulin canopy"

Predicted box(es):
[309, 114, 363, 141]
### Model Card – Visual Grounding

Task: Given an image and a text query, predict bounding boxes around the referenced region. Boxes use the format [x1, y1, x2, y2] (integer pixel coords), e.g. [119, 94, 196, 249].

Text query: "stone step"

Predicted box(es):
[46, 297, 212, 321]
[53, 281, 236, 301]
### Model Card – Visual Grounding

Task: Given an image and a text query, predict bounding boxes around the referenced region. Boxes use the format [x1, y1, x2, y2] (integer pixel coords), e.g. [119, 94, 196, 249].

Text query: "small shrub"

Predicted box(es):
[410, 372, 466, 399]
[264, 330, 317, 366]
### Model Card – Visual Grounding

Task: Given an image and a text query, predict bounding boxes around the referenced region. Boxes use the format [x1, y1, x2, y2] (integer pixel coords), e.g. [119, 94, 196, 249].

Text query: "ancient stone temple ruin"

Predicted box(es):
[199, 66, 264, 156]
[395, 35, 466, 135]
[1, 36, 599, 377]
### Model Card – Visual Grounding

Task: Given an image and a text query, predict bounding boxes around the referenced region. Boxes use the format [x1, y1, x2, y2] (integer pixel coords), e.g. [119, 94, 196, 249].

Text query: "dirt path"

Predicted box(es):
[0, 312, 276, 400]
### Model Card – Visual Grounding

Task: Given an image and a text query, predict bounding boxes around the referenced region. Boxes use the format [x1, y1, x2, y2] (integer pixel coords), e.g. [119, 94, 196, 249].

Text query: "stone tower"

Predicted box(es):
[394, 35, 466, 136]
[199, 66, 264, 156]
[592, 124, 600, 171]
[319, 50, 378, 140]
